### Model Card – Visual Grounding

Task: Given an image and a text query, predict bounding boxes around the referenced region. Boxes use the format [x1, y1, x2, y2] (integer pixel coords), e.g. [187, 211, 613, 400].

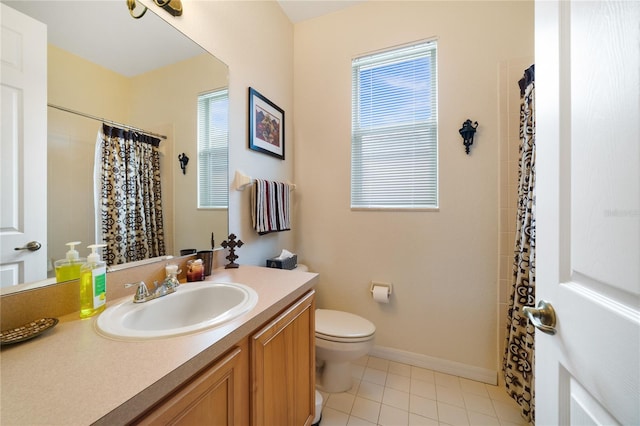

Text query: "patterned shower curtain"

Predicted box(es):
[97, 124, 166, 266]
[503, 64, 536, 424]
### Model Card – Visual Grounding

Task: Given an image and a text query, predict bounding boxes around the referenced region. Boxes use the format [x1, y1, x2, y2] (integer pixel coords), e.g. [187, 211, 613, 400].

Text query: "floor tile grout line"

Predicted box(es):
[320, 355, 527, 426]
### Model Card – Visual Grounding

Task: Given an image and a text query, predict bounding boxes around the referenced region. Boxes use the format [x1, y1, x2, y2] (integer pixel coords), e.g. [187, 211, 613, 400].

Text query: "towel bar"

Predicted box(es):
[233, 170, 296, 191]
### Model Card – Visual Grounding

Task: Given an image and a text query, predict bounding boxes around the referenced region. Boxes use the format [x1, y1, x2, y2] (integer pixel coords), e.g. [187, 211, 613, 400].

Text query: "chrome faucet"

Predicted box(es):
[125, 278, 179, 303]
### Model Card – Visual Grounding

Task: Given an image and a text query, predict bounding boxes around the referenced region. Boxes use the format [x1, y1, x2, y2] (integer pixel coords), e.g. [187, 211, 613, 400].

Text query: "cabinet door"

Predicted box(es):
[251, 290, 315, 426]
[136, 340, 249, 426]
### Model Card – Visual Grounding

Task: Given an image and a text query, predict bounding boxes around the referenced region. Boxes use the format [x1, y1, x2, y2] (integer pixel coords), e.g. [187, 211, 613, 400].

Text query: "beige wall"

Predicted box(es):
[47, 45, 131, 269]
[293, 1, 533, 379]
[130, 53, 229, 254]
[147, 0, 297, 266]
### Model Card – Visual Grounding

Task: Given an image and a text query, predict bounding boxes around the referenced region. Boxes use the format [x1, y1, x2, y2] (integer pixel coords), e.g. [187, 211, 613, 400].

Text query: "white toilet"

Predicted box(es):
[315, 309, 376, 393]
[291, 264, 376, 394]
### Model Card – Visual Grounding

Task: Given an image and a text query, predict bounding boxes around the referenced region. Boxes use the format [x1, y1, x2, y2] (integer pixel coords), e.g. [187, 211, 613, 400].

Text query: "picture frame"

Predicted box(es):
[248, 87, 285, 160]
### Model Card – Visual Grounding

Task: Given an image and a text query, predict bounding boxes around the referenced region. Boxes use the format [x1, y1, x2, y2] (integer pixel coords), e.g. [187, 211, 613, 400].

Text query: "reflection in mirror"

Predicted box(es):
[1, 1, 229, 294]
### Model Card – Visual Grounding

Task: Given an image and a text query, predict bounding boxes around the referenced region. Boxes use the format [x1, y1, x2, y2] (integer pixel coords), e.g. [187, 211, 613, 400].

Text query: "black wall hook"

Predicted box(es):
[178, 153, 189, 174]
[459, 119, 479, 155]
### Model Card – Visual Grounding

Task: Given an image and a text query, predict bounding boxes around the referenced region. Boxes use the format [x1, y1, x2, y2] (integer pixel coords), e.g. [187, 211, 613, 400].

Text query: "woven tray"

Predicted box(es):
[0, 318, 58, 346]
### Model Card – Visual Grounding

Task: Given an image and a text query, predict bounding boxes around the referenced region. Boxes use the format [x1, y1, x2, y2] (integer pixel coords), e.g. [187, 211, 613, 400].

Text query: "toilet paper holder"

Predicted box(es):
[369, 281, 393, 296]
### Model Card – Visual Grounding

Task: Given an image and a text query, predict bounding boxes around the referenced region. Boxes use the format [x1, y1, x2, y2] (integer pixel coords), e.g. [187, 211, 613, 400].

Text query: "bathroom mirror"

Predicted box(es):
[1, 1, 229, 294]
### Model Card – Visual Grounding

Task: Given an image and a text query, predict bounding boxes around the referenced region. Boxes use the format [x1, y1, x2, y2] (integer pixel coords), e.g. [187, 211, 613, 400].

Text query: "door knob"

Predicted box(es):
[523, 299, 557, 335]
[14, 241, 42, 252]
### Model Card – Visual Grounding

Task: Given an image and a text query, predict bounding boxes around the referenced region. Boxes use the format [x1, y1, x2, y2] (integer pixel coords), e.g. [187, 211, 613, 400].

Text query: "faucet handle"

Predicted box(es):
[153, 280, 168, 297]
[125, 281, 150, 303]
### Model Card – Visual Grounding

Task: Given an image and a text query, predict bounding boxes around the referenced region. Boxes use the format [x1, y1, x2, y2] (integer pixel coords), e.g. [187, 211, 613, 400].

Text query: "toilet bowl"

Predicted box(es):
[315, 309, 376, 393]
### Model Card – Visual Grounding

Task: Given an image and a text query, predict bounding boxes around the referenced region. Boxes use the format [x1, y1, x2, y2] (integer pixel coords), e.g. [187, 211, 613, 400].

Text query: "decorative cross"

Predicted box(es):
[221, 233, 244, 269]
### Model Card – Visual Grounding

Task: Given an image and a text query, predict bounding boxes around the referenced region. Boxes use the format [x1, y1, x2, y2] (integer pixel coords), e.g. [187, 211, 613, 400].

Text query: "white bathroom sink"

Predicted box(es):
[95, 282, 258, 340]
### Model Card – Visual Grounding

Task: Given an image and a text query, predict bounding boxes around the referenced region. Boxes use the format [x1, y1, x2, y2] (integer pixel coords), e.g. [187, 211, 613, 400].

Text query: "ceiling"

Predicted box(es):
[277, 0, 366, 23]
[2, 0, 361, 78]
[3, 0, 204, 77]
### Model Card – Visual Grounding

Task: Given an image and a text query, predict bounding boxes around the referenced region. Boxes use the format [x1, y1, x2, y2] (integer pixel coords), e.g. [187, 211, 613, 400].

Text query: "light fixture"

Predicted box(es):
[127, 0, 183, 20]
[458, 119, 479, 155]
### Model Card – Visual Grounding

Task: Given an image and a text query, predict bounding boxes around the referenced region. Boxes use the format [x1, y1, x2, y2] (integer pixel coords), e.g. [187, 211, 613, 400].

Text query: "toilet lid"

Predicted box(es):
[315, 309, 376, 339]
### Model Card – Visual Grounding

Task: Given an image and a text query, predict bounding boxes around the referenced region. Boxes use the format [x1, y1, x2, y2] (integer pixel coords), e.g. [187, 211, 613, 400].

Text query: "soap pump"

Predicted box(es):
[79, 244, 107, 319]
[54, 241, 85, 282]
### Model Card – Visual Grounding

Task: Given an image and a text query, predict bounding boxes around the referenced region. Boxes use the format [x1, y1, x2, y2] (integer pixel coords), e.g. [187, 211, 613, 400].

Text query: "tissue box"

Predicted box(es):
[266, 254, 298, 270]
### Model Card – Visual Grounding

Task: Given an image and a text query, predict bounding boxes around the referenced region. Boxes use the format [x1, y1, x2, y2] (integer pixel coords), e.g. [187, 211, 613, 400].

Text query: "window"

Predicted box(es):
[351, 40, 438, 210]
[197, 88, 229, 209]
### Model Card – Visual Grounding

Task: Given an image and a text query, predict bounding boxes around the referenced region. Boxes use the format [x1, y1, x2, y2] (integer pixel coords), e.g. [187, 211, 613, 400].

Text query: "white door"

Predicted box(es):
[0, 4, 48, 287]
[535, 0, 639, 425]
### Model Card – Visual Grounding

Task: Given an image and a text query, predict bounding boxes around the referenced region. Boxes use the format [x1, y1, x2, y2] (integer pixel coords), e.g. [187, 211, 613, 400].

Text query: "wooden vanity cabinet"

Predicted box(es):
[134, 290, 315, 426]
[135, 340, 249, 426]
[251, 290, 316, 426]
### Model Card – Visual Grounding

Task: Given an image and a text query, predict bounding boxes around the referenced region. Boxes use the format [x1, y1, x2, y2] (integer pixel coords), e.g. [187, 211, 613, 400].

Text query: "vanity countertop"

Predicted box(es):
[0, 265, 318, 425]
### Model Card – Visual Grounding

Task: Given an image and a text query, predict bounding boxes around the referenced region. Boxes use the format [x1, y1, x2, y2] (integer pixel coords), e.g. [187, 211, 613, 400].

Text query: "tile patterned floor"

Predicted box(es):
[317, 356, 530, 426]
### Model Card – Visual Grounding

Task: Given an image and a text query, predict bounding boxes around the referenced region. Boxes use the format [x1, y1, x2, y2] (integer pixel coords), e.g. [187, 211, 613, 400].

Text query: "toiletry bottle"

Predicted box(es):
[186, 259, 204, 282]
[79, 244, 107, 319]
[54, 241, 85, 282]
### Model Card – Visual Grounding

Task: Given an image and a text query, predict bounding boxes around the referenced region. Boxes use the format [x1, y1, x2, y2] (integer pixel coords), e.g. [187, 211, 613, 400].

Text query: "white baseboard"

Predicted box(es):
[370, 345, 498, 385]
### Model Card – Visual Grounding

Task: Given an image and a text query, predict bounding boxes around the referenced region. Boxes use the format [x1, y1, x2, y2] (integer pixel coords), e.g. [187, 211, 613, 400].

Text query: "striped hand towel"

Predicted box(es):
[251, 179, 291, 235]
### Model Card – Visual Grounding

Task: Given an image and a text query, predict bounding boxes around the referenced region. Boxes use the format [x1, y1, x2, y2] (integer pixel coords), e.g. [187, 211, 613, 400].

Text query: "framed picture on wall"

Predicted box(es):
[248, 87, 285, 160]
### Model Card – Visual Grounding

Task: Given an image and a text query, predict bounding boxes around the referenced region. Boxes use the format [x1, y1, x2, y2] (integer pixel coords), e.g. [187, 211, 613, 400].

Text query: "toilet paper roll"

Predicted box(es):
[372, 285, 390, 303]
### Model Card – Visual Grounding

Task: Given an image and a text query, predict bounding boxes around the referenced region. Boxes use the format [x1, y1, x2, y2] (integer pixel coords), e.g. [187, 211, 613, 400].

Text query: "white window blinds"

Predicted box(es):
[198, 89, 229, 209]
[351, 40, 438, 209]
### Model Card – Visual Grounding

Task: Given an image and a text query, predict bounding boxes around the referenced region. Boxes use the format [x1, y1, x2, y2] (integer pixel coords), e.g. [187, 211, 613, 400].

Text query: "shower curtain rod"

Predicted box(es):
[47, 103, 167, 140]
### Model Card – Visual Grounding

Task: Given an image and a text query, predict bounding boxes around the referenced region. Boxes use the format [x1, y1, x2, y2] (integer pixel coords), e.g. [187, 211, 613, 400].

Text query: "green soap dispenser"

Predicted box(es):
[79, 244, 107, 319]
[54, 241, 85, 282]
